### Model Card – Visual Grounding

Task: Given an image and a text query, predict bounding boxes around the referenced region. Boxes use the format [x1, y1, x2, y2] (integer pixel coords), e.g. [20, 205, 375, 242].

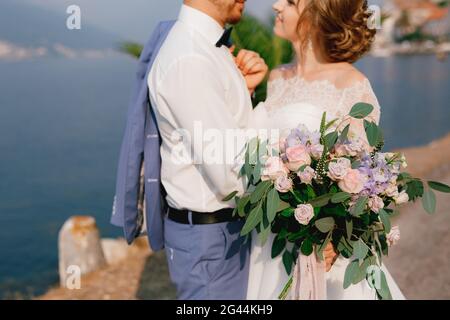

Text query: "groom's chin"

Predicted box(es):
[226, 1, 245, 24]
[227, 12, 243, 24]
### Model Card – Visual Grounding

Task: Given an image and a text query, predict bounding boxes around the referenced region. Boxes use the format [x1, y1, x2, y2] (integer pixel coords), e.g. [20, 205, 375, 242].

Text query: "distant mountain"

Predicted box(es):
[0, 0, 122, 50]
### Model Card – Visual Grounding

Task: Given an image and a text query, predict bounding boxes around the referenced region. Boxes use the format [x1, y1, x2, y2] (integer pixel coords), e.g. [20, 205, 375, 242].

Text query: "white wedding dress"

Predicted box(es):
[246, 66, 405, 300]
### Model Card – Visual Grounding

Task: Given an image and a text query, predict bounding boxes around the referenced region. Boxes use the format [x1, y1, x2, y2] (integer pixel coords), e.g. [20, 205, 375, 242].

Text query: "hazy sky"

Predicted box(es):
[18, 0, 275, 41]
[19, 0, 384, 42]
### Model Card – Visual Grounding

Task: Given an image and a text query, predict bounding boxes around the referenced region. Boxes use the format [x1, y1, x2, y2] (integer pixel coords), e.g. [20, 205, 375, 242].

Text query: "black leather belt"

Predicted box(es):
[167, 206, 240, 225]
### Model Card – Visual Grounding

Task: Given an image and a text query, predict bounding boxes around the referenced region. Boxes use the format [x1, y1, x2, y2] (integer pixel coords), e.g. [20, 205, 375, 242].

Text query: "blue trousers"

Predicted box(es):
[163, 215, 250, 300]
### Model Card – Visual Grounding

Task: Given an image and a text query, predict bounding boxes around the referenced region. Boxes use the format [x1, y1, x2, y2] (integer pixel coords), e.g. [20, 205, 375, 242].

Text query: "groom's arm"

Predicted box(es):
[155, 54, 248, 199]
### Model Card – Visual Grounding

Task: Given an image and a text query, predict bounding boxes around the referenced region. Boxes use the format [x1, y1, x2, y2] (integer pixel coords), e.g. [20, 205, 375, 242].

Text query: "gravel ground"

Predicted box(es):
[384, 167, 450, 299]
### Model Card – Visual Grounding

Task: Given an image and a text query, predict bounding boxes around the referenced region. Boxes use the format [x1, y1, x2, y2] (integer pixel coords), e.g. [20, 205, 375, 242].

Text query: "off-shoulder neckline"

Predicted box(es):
[268, 75, 370, 92]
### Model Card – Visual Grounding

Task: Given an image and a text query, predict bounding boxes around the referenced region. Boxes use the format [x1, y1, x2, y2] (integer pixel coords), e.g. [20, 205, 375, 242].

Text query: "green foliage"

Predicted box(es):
[349, 103, 374, 119]
[428, 181, 450, 193]
[231, 15, 294, 106]
[422, 189, 437, 214]
[119, 42, 143, 59]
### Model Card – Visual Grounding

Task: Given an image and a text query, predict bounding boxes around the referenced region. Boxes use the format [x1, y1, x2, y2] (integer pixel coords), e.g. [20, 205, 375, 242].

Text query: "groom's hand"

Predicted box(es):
[324, 243, 339, 272]
[230, 47, 268, 95]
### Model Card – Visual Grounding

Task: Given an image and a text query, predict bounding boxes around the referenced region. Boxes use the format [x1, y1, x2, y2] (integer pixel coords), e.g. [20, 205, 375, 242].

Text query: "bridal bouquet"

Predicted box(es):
[224, 103, 450, 300]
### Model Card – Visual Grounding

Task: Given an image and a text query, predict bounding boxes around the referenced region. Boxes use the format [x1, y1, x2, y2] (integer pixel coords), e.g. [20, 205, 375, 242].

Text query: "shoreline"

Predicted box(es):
[37, 133, 450, 300]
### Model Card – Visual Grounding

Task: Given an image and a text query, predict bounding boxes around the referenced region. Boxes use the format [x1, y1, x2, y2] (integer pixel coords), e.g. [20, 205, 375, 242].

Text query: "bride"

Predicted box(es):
[234, 0, 405, 300]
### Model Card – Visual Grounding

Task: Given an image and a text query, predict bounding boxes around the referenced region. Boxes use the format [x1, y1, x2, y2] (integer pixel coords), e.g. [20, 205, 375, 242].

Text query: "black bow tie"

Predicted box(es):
[215, 27, 233, 48]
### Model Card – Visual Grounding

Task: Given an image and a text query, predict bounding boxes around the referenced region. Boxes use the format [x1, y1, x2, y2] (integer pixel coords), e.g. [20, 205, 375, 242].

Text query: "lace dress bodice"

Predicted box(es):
[250, 66, 381, 138]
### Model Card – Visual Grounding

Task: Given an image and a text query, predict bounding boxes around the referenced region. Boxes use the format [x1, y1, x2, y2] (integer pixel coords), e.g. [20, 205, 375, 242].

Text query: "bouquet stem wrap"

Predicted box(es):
[289, 249, 327, 300]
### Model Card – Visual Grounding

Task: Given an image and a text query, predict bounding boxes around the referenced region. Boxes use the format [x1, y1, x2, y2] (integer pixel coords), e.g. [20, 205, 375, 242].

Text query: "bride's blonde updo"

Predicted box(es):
[298, 0, 376, 63]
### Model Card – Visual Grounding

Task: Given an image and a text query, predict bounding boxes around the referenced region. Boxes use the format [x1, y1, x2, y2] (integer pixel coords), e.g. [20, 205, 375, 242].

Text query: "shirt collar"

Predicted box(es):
[178, 4, 225, 46]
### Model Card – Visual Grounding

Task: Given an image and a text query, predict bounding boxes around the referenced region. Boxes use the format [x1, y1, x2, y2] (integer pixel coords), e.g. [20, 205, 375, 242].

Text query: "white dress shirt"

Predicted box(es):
[148, 5, 253, 212]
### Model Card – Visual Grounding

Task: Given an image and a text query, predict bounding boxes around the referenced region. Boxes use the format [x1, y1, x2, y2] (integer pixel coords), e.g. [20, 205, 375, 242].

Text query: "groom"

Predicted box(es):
[111, 0, 268, 299]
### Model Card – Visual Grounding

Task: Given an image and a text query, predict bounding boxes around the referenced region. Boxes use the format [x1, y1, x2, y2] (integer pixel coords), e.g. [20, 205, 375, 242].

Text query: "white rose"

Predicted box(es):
[368, 195, 385, 213]
[387, 226, 400, 246]
[384, 183, 399, 198]
[275, 174, 293, 193]
[261, 156, 289, 181]
[328, 158, 351, 181]
[394, 190, 409, 205]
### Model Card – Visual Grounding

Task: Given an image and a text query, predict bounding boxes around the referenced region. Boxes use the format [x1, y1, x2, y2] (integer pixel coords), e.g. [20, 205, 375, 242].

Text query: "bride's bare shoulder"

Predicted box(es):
[334, 64, 368, 88]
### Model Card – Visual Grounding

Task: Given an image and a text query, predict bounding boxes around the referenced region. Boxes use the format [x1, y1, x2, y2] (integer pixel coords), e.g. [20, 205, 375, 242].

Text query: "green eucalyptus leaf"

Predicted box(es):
[331, 192, 352, 204]
[282, 250, 294, 275]
[364, 120, 379, 147]
[406, 179, 424, 201]
[343, 259, 359, 289]
[324, 118, 339, 131]
[353, 239, 369, 260]
[301, 238, 314, 256]
[280, 207, 295, 218]
[277, 200, 291, 212]
[309, 193, 333, 207]
[272, 237, 286, 258]
[287, 227, 309, 241]
[244, 147, 252, 182]
[259, 222, 271, 246]
[240, 204, 263, 236]
[315, 217, 335, 233]
[346, 219, 353, 241]
[222, 190, 238, 202]
[428, 181, 450, 193]
[253, 161, 262, 183]
[379, 209, 391, 233]
[350, 196, 368, 217]
[377, 270, 393, 300]
[237, 195, 251, 218]
[324, 131, 339, 150]
[353, 257, 374, 285]
[316, 231, 332, 260]
[248, 137, 259, 165]
[266, 187, 280, 223]
[250, 180, 272, 204]
[422, 189, 437, 214]
[340, 124, 350, 142]
[349, 103, 374, 119]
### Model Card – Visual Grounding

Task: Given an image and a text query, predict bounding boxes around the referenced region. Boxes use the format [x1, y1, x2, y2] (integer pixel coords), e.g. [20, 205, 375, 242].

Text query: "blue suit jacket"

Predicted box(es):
[111, 20, 176, 250]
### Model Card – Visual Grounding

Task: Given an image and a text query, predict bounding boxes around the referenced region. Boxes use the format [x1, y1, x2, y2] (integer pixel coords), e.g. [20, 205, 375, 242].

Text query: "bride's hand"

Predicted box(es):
[230, 47, 268, 95]
[324, 243, 339, 272]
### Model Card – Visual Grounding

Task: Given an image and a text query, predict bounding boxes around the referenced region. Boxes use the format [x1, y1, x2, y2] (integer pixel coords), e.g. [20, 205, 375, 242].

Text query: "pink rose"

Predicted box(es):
[309, 144, 324, 160]
[297, 166, 316, 185]
[387, 226, 400, 246]
[338, 169, 365, 194]
[334, 138, 366, 157]
[285, 145, 311, 172]
[294, 204, 314, 225]
[275, 174, 293, 193]
[368, 195, 384, 213]
[327, 158, 351, 181]
[261, 156, 289, 181]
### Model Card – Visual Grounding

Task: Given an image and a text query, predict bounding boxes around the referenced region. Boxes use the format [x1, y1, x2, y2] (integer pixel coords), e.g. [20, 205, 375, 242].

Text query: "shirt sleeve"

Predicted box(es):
[155, 54, 248, 199]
